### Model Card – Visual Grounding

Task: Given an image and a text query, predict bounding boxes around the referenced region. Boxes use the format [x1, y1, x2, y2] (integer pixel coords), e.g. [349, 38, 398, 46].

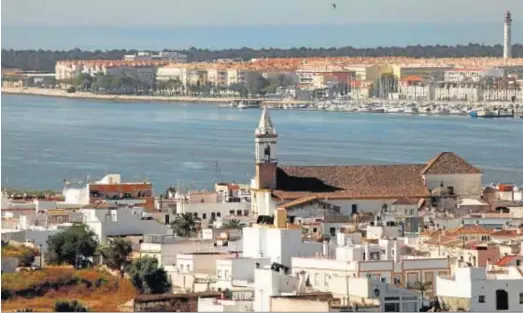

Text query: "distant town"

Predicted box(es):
[2, 11, 523, 116]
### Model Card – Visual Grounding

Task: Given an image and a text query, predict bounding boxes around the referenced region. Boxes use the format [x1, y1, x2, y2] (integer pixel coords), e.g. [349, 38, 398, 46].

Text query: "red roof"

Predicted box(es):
[496, 255, 520, 266]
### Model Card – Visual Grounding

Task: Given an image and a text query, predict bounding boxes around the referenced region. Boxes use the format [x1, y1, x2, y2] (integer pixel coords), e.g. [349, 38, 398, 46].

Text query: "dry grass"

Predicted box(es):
[1, 267, 137, 312]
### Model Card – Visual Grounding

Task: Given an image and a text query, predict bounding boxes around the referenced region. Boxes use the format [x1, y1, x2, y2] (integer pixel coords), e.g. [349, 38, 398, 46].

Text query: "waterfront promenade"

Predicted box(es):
[1, 87, 308, 105]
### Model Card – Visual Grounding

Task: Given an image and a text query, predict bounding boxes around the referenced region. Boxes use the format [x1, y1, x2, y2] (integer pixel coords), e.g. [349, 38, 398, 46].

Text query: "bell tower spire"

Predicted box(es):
[254, 107, 278, 190]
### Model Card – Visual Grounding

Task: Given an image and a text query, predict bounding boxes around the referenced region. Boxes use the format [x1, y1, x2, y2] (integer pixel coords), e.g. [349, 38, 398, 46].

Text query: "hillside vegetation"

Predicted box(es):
[1, 267, 137, 312]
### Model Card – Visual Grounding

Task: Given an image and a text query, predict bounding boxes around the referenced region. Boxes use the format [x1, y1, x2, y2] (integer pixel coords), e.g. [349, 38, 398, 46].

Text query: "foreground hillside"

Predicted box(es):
[1, 267, 137, 312]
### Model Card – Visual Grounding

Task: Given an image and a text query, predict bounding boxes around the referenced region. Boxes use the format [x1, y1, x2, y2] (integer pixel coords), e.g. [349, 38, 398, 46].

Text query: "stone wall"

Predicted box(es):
[437, 296, 471, 311]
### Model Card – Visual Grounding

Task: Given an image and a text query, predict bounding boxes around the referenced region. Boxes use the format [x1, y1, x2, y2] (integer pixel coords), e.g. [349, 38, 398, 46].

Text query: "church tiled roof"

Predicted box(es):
[421, 152, 481, 175]
[273, 164, 430, 201]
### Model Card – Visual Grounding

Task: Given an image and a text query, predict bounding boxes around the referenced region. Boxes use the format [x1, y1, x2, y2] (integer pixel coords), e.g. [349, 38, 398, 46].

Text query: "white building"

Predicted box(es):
[242, 208, 330, 267]
[215, 257, 270, 290]
[253, 266, 300, 312]
[292, 236, 451, 297]
[175, 191, 251, 222]
[81, 203, 169, 244]
[329, 275, 422, 311]
[436, 266, 523, 311]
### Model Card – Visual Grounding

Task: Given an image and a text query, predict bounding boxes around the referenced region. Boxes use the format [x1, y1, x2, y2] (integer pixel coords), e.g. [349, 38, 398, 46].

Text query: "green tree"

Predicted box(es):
[246, 72, 269, 96]
[45, 224, 98, 268]
[126, 256, 170, 294]
[221, 219, 244, 229]
[99, 238, 132, 278]
[171, 213, 196, 237]
[54, 300, 89, 312]
[228, 83, 248, 98]
[41, 76, 57, 87]
[74, 73, 93, 90]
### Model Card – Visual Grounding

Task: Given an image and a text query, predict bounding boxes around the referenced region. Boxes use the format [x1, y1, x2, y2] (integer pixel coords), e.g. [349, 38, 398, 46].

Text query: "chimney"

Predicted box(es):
[274, 208, 287, 229]
[323, 240, 329, 257]
[364, 243, 371, 261]
[393, 240, 400, 263]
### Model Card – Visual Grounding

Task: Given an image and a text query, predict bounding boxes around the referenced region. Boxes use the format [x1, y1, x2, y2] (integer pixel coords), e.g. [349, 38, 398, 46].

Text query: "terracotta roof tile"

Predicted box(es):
[421, 152, 481, 175]
[273, 164, 429, 200]
[447, 225, 493, 236]
[392, 198, 419, 205]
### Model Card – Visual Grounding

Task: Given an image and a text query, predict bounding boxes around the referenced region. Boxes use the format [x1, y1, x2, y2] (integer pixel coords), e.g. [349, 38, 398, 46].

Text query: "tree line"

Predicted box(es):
[3, 44, 523, 72]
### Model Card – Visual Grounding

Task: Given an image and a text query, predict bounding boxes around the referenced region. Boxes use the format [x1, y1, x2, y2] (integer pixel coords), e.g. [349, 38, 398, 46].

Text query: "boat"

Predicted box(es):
[238, 100, 261, 109]
[477, 109, 495, 118]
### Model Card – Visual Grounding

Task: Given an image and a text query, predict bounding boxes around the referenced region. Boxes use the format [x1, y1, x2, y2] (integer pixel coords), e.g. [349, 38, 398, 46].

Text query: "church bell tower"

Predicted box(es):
[254, 106, 278, 190]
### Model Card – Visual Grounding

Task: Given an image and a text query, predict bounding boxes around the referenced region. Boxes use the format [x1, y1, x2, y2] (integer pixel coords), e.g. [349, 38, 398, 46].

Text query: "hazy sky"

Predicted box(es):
[2, 0, 523, 27]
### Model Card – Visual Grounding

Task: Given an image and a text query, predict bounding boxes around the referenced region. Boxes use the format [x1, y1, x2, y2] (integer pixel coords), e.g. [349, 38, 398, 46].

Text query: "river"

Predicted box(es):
[2, 94, 523, 193]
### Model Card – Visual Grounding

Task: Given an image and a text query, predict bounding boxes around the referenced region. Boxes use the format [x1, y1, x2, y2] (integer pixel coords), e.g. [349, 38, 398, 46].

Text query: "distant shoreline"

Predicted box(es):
[1, 87, 308, 105]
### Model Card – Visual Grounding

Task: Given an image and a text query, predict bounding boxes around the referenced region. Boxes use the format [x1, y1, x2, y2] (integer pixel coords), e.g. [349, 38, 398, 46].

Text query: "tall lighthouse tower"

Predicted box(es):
[504, 10, 512, 59]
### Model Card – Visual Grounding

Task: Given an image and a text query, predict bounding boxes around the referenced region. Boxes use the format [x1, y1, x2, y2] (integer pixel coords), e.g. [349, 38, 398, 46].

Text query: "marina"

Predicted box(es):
[219, 99, 523, 119]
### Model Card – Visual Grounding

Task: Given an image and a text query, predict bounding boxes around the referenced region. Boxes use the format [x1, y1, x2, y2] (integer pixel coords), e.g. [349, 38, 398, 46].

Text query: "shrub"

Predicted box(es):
[1, 244, 38, 267]
[55, 299, 89, 312]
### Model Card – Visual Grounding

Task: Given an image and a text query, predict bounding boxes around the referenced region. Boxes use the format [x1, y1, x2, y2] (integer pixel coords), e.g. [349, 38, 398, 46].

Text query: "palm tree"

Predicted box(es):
[221, 219, 244, 229]
[408, 280, 432, 299]
[171, 213, 197, 237]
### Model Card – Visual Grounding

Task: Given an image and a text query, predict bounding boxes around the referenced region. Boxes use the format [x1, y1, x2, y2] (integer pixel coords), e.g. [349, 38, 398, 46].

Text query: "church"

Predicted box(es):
[250, 107, 483, 217]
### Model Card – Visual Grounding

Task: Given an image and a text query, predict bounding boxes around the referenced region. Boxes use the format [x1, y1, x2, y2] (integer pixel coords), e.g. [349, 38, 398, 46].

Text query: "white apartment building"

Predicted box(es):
[123, 51, 188, 62]
[444, 68, 504, 83]
[436, 267, 523, 312]
[227, 68, 248, 85]
[207, 68, 229, 87]
[156, 65, 187, 83]
[81, 204, 169, 244]
[55, 61, 159, 86]
[292, 236, 451, 296]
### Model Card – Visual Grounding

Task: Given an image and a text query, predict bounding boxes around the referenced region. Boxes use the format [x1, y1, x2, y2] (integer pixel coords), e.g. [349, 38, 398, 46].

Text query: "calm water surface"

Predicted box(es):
[2, 94, 523, 192]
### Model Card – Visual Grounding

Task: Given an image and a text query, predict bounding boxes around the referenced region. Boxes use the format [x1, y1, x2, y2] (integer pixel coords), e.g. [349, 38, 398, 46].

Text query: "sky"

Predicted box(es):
[2, 0, 523, 27]
[1, 0, 523, 49]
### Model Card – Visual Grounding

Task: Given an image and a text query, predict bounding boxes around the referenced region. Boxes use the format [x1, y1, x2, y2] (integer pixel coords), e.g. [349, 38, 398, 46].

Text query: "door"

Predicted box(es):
[496, 289, 509, 310]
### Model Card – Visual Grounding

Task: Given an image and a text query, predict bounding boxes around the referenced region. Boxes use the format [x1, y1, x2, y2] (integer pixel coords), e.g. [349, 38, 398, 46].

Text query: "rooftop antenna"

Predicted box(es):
[215, 161, 222, 183]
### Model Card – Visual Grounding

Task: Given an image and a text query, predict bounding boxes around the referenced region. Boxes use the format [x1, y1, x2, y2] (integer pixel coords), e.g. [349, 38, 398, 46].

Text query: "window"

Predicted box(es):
[313, 228, 317, 233]
[324, 274, 331, 287]
[202, 213, 207, 219]
[381, 277, 387, 283]
[193, 212, 198, 218]
[236, 210, 242, 216]
[478, 295, 485, 303]
[351, 204, 358, 214]
[217, 212, 221, 217]
[244, 210, 249, 216]
[517, 260, 521, 266]
[217, 270, 223, 279]
[393, 276, 401, 284]
[519, 293, 523, 304]
[229, 210, 235, 215]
